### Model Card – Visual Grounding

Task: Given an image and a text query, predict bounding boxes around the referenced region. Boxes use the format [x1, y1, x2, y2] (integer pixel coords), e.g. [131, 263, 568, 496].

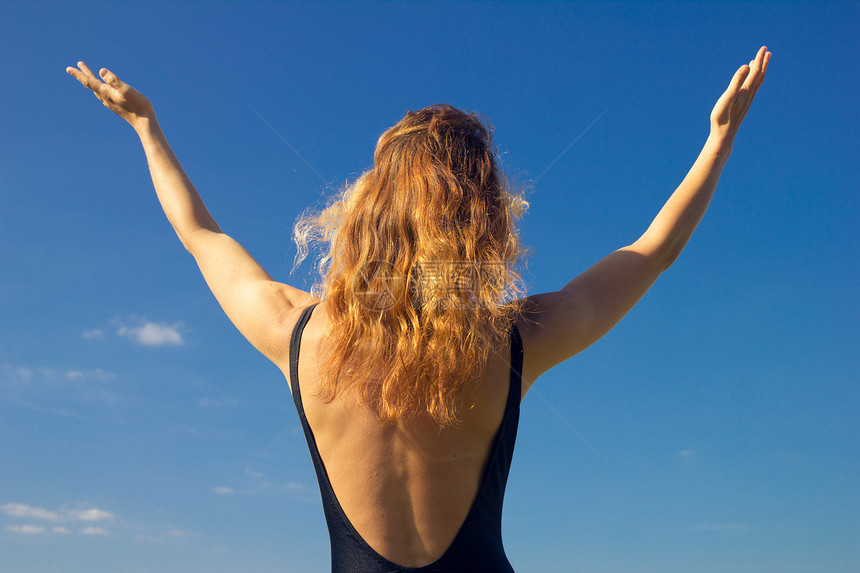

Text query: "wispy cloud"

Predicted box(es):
[1, 503, 61, 521]
[212, 486, 234, 495]
[4, 522, 108, 536]
[64, 369, 115, 382]
[117, 320, 185, 346]
[5, 524, 46, 534]
[67, 508, 114, 522]
[81, 526, 109, 536]
[240, 467, 306, 495]
[1, 365, 57, 385]
[1, 365, 115, 386]
[1, 503, 114, 524]
[0, 366, 118, 413]
[82, 328, 105, 340]
[245, 466, 264, 478]
[680, 449, 695, 457]
[2, 503, 121, 538]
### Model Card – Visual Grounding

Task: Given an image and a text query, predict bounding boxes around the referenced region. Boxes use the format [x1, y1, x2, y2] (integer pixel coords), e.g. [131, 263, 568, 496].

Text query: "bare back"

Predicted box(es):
[285, 302, 525, 567]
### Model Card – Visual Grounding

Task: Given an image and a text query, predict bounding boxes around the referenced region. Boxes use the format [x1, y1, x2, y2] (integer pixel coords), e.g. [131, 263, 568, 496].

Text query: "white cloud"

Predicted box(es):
[68, 508, 114, 522]
[53, 526, 71, 534]
[212, 487, 234, 495]
[10, 366, 33, 382]
[2, 365, 115, 386]
[245, 466, 264, 478]
[82, 329, 104, 340]
[240, 467, 306, 495]
[81, 526, 109, 536]
[64, 369, 115, 382]
[1, 365, 59, 384]
[1, 503, 61, 521]
[5, 525, 46, 534]
[1, 504, 114, 523]
[117, 321, 185, 346]
[2, 365, 119, 410]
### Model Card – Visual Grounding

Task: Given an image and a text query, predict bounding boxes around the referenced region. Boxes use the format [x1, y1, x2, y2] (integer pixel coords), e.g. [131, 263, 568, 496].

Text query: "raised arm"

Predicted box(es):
[517, 47, 771, 394]
[67, 62, 318, 366]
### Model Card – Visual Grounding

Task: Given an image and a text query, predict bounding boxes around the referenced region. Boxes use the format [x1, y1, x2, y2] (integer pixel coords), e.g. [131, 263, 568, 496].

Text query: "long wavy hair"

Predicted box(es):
[293, 104, 529, 426]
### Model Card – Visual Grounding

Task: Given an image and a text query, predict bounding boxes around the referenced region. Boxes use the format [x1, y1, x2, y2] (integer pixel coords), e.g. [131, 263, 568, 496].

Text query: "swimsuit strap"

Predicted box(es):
[289, 304, 521, 572]
[288, 302, 320, 399]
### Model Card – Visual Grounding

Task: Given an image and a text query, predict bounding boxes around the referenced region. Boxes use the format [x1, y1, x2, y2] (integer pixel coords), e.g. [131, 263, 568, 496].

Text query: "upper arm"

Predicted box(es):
[183, 228, 320, 365]
[517, 236, 668, 394]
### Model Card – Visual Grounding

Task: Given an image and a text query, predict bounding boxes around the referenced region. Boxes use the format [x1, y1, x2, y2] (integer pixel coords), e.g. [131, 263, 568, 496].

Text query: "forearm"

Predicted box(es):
[638, 133, 733, 270]
[134, 114, 221, 248]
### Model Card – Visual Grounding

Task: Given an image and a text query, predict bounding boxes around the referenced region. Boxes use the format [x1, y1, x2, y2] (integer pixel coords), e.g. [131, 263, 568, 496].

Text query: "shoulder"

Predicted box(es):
[265, 295, 323, 371]
[513, 294, 561, 397]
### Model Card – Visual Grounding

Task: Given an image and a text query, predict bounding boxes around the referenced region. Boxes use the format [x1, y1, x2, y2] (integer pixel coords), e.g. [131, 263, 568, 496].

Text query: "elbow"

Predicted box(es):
[174, 229, 194, 253]
[175, 224, 221, 255]
[631, 234, 681, 275]
[658, 242, 684, 272]
[175, 227, 205, 255]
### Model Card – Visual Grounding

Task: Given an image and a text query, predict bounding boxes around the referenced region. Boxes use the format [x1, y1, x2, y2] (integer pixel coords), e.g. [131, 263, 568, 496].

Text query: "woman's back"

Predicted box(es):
[288, 302, 524, 569]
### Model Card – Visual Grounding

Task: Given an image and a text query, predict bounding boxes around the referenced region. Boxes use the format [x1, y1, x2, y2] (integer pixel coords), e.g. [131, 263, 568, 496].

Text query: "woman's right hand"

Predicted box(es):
[709, 46, 771, 148]
[67, 61, 154, 130]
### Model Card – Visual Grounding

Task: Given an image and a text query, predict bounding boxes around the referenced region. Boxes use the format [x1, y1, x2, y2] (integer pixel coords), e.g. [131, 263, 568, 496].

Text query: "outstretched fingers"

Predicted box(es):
[66, 62, 129, 108]
[77, 61, 99, 81]
[728, 64, 752, 95]
[742, 47, 769, 94]
[722, 47, 769, 123]
[67, 61, 110, 98]
[66, 60, 154, 126]
[710, 46, 772, 140]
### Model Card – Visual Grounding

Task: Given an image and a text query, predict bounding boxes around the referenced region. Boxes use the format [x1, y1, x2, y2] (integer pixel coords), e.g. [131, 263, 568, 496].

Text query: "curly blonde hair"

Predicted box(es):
[294, 104, 529, 426]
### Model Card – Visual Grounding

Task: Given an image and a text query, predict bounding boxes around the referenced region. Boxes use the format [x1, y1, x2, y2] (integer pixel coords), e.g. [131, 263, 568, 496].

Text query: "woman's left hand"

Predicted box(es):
[67, 61, 154, 130]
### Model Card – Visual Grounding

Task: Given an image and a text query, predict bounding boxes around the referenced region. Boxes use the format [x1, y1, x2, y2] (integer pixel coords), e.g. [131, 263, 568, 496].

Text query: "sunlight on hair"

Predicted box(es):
[293, 105, 530, 426]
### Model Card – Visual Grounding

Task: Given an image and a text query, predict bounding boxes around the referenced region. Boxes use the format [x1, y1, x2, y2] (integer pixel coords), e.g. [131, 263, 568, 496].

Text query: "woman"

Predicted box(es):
[67, 46, 770, 572]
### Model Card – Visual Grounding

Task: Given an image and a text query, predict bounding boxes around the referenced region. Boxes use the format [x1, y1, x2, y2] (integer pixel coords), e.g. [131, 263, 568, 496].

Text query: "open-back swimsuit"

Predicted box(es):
[289, 303, 523, 572]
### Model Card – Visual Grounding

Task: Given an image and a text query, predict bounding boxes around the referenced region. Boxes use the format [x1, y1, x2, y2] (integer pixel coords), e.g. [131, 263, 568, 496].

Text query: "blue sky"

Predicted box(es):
[1, 1, 857, 571]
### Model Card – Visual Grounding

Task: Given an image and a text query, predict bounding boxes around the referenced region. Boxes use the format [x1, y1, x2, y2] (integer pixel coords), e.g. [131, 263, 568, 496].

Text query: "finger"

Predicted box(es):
[728, 64, 751, 95]
[758, 51, 771, 86]
[744, 46, 768, 90]
[66, 65, 101, 92]
[741, 51, 764, 91]
[99, 68, 123, 88]
[747, 48, 772, 100]
[77, 61, 100, 81]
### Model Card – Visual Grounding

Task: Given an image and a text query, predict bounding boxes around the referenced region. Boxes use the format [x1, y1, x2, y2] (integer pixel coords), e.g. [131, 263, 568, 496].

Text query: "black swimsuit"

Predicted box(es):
[289, 303, 523, 572]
